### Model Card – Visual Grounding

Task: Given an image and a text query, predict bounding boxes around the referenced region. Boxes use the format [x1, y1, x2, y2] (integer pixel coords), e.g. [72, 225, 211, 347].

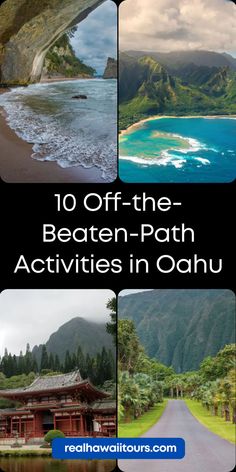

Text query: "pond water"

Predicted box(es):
[0, 458, 116, 472]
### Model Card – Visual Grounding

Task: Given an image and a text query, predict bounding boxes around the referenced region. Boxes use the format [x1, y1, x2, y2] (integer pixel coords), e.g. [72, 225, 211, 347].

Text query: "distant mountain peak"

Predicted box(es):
[32, 316, 113, 363]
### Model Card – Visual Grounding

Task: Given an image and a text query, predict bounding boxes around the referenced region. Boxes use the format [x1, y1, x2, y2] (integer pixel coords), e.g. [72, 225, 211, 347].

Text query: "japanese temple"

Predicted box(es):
[0, 370, 116, 442]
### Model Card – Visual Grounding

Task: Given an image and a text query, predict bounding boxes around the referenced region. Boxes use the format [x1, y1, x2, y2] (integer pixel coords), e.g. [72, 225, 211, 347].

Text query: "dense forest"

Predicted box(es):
[0, 343, 115, 388]
[118, 318, 236, 425]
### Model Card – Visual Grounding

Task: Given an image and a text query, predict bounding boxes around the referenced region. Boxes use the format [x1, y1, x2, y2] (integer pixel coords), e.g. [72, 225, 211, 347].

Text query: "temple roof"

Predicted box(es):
[0, 370, 82, 394]
[92, 400, 116, 410]
[0, 370, 109, 400]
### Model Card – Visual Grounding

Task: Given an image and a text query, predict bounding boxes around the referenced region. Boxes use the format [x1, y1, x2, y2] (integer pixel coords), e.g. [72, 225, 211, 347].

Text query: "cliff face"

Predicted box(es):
[103, 57, 117, 79]
[119, 289, 235, 373]
[42, 34, 95, 79]
[0, 0, 104, 85]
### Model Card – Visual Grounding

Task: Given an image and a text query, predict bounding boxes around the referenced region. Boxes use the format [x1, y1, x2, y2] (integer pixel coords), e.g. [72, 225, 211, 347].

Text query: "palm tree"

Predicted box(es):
[119, 371, 140, 421]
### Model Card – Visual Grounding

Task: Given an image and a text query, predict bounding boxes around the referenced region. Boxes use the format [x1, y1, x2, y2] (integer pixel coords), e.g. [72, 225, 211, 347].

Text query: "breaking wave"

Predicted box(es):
[0, 79, 117, 181]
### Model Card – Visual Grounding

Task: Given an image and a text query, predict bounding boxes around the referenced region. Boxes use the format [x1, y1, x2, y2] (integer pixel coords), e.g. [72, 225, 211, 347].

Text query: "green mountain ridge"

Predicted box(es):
[118, 289, 235, 373]
[125, 50, 236, 71]
[32, 316, 114, 363]
[119, 52, 236, 129]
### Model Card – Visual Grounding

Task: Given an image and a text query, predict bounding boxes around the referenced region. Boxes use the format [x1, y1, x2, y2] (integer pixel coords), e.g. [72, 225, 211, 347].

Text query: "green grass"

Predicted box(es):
[185, 399, 236, 444]
[118, 399, 167, 437]
[0, 450, 51, 457]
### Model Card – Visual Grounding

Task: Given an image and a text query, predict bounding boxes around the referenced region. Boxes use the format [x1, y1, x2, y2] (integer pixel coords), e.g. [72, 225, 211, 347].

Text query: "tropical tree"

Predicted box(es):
[118, 319, 141, 373]
[106, 297, 116, 345]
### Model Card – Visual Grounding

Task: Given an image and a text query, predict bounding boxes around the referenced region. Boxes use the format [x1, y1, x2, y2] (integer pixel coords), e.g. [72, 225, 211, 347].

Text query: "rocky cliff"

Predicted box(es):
[103, 57, 117, 79]
[42, 34, 95, 79]
[0, 0, 104, 85]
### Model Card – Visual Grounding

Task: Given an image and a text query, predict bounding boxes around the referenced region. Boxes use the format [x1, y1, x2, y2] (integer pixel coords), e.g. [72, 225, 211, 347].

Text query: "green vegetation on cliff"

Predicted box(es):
[43, 34, 95, 79]
[119, 52, 236, 129]
[119, 289, 235, 372]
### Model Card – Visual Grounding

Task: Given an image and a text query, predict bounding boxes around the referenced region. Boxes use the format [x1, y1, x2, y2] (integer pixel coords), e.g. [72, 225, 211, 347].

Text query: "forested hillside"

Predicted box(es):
[119, 290, 235, 372]
[119, 52, 236, 129]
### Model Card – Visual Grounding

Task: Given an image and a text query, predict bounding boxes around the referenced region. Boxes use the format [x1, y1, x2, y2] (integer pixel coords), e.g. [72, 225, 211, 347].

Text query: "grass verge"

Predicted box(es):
[0, 449, 51, 457]
[185, 399, 235, 444]
[118, 399, 167, 437]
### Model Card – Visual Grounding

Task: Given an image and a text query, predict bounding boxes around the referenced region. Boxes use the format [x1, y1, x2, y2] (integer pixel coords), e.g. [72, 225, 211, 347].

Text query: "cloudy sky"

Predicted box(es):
[71, 0, 117, 75]
[0, 290, 114, 356]
[120, 0, 236, 57]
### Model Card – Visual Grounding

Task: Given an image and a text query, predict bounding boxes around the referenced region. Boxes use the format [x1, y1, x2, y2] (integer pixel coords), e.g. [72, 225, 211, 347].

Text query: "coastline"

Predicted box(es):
[40, 75, 94, 84]
[0, 110, 105, 183]
[120, 114, 236, 137]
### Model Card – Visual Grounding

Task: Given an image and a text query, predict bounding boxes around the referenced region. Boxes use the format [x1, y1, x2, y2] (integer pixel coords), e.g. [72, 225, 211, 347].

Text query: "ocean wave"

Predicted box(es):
[194, 157, 210, 165]
[0, 81, 117, 181]
[120, 155, 162, 166]
[120, 153, 187, 168]
[120, 133, 206, 169]
[170, 134, 206, 154]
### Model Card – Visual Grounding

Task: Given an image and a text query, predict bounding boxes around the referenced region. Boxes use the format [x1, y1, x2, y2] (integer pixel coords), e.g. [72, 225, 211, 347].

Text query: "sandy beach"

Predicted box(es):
[40, 76, 93, 84]
[120, 114, 236, 137]
[0, 109, 105, 183]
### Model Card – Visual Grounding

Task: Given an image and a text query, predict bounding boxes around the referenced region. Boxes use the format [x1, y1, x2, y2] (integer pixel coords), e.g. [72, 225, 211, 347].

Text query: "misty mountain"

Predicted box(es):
[32, 316, 114, 363]
[125, 50, 236, 71]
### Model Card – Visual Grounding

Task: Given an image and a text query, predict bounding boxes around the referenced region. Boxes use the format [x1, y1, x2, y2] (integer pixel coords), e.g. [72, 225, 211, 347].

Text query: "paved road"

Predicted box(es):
[119, 400, 235, 472]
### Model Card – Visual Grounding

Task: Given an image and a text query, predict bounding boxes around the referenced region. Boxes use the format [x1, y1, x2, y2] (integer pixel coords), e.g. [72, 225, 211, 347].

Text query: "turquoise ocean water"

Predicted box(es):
[119, 117, 236, 183]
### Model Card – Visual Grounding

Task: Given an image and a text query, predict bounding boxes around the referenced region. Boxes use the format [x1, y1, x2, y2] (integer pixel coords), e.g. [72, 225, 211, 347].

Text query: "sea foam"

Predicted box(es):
[0, 80, 117, 181]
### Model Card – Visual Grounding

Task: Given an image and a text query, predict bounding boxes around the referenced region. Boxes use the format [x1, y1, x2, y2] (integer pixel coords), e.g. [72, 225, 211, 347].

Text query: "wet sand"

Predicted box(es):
[0, 112, 104, 183]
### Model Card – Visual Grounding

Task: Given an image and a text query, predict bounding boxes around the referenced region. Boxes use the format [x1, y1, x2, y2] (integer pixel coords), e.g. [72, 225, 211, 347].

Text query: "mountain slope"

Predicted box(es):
[118, 290, 235, 373]
[125, 50, 236, 71]
[119, 52, 236, 129]
[32, 317, 114, 363]
[42, 34, 95, 79]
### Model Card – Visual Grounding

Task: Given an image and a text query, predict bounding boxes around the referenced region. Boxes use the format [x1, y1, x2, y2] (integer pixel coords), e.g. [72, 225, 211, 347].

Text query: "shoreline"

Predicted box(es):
[120, 114, 236, 137]
[0, 109, 105, 183]
[40, 76, 95, 84]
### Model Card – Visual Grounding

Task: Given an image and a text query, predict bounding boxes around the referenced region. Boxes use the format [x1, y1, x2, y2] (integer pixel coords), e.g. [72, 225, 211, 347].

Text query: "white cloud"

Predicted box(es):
[120, 0, 236, 55]
[71, 0, 117, 75]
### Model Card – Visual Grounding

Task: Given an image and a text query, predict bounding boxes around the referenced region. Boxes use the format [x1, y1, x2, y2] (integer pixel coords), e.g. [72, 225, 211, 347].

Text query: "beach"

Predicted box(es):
[120, 114, 236, 137]
[0, 79, 117, 183]
[0, 111, 104, 183]
[40, 76, 93, 84]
